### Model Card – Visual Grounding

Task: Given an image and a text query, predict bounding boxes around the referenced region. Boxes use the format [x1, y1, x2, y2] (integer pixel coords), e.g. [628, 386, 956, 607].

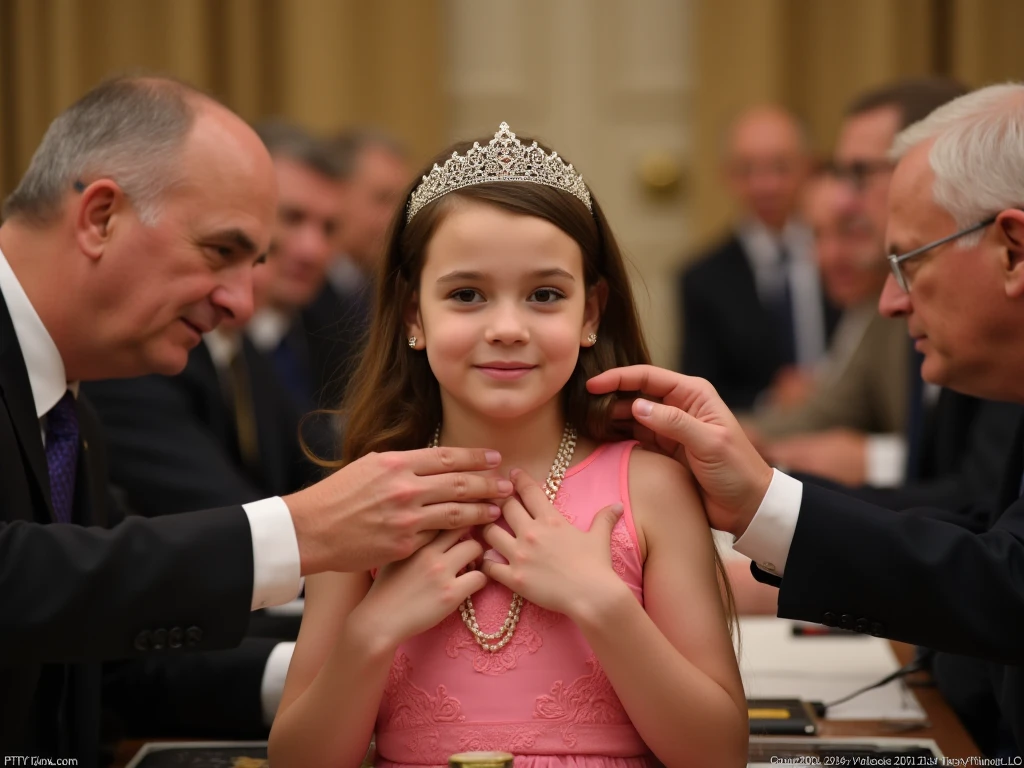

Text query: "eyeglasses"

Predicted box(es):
[828, 159, 894, 192]
[887, 215, 998, 292]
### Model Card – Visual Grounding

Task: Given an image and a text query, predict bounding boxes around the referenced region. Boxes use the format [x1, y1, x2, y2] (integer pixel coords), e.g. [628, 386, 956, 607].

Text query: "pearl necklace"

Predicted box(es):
[428, 422, 577, 652]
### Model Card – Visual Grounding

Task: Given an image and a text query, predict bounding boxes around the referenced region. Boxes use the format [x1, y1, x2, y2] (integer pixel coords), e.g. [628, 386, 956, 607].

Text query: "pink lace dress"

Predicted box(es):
[373, 440, 656, 768]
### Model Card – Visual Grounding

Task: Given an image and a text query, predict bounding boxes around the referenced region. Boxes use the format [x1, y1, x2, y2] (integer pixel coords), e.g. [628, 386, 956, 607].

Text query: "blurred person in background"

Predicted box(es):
[746, 170, 908, 487]
[757, 79, 970, 488]
[247, 120, 345, 419]
[305, 128, 411, 406]
[679, 105, 839, 412]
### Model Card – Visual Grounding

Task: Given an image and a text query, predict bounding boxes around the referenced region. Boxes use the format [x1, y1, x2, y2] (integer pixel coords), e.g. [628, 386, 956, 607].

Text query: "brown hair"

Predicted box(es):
[846, 77, 968, 131]
[321, 133, 736, 627]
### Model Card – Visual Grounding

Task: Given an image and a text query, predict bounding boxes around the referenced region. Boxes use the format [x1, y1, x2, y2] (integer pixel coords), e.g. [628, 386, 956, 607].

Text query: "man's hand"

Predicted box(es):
[283, 447, 513, 575]
[587, 365, 773, 538]
[766, 366, 817, 410]
[764, 429, 867, 487]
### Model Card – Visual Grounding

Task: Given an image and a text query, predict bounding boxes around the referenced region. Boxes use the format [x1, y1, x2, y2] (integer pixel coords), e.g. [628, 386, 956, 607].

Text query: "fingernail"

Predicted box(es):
[497, 480, 514, 494]
[609, 503, 624, 515]
[485, 450, 501, 466]
[488, 504, 502, 519]
[509, 468, 521, 480]
[482, 548, 509, 565]
[635, 399, 653, 417]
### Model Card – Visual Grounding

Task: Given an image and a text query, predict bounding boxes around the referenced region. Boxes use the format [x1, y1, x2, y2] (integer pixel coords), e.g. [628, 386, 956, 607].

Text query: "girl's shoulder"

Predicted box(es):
[626, 445, 706, 561]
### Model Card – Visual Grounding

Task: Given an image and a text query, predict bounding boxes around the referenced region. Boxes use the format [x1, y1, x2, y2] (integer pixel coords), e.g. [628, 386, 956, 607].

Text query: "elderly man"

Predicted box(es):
[589, 83, 1024, 749]
[0, 77, 508, 762]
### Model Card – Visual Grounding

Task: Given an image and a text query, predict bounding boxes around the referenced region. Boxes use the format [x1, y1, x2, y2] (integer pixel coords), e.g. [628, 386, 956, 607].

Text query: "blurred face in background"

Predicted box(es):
[254, 156, 341, 312]
[832, 105, 901, 261]
[724, 106, 811, 232]
[803, 174, 888, 308]
[337, 144, 410, 275]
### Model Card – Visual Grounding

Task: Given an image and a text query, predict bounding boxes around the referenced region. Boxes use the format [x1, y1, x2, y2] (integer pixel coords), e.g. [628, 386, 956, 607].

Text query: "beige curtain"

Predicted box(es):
[692, 0, 1024, 250]
[0, 0, 444, 199]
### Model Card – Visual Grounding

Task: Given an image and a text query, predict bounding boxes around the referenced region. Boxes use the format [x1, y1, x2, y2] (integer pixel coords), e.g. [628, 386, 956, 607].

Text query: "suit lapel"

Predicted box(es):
[0, 287, 53, 517]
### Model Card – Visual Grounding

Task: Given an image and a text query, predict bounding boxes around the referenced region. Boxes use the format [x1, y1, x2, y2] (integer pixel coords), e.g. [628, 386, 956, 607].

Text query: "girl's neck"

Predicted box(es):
[437, 399, 569, 479]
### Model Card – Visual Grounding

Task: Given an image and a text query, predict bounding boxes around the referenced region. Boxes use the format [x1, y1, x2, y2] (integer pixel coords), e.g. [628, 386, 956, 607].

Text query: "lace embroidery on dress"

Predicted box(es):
[533, 655, 631, 748]
[457, 725, 543, 752]
[609, 519, 634, 579]
[380, 653, 465, 755]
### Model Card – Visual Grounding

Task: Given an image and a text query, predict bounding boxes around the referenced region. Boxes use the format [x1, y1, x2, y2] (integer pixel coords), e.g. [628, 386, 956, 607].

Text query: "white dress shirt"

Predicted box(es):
[0, 246, 300, 723]
[737, 218, 829, 368]
[732, 468, 804, 576]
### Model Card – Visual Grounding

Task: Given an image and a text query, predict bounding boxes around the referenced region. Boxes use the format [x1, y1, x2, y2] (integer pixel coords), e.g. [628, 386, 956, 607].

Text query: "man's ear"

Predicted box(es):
[74, 180, 127, 260]
[581, 279, 608, 345]
[998, 209, 1024, 299]
[405, 290, 425, 350]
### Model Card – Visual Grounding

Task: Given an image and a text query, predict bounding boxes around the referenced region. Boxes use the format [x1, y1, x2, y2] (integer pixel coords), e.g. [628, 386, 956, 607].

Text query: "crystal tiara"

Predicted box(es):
[405, 122, 592, 222]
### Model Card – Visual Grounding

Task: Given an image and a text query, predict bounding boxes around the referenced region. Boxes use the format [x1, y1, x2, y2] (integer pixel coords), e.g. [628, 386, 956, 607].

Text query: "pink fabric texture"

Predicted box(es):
[373, 441, 656, 767]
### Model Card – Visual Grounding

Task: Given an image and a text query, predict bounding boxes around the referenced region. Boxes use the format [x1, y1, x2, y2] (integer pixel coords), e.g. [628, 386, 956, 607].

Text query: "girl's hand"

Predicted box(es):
[353, 528, 487, 649]
[480, 469, 627, 622]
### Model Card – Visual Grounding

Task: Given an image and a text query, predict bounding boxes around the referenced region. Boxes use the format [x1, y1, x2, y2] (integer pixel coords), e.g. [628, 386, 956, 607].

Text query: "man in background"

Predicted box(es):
[679, 105, 838, 411]
[305, 129, 410, 406]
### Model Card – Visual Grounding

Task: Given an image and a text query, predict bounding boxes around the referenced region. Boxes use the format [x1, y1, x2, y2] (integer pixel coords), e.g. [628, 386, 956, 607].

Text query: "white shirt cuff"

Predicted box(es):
[243, 496, 303, 610]
[732, 469, 803, 578]
[260, 641, 295, 726]
[865, 434, 907, 488]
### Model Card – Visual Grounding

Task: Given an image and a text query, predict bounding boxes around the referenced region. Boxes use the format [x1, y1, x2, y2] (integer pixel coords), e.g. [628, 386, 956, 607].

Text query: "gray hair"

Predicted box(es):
[252, 119, 343, 180]
[2, 76, 200, 226]
[891, 82, 1024, 246]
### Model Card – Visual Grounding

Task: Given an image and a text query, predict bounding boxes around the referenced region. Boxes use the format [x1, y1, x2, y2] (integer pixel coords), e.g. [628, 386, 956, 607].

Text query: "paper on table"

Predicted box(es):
[735, 616, 927, 722]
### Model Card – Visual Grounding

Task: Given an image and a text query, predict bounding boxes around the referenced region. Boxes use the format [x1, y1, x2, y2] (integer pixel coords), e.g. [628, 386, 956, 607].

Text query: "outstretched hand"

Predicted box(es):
[587, 365, 773, 537]
[479, 469, 627, 622]
[285, 446, 513, 576]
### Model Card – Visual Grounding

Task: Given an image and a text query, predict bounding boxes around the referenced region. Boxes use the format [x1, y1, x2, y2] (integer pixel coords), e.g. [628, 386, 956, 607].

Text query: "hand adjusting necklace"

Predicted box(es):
[428, 422, 577, 652]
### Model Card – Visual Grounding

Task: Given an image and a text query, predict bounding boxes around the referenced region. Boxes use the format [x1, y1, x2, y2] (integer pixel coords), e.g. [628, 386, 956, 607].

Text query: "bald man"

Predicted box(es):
[679, 105, 839, 411]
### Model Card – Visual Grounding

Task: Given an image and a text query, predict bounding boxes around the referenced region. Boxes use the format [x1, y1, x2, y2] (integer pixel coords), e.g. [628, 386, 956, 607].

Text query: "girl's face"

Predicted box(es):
[407, 200, 601, 422]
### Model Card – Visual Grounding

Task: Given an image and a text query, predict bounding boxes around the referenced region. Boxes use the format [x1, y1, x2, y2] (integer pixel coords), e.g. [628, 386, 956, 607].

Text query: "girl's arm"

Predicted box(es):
[269, 529, 486, 768]
[575, 448, 748, 767]
[267, 570, 385, 768]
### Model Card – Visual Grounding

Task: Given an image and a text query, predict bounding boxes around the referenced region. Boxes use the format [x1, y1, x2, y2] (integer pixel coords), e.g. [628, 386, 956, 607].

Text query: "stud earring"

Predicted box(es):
[408, 337, 417, 348]
[587, 333, 597, 345]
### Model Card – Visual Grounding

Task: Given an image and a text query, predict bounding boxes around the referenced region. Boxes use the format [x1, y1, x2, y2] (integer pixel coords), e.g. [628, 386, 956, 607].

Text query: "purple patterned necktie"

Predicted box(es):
[45, 390, 79, 524]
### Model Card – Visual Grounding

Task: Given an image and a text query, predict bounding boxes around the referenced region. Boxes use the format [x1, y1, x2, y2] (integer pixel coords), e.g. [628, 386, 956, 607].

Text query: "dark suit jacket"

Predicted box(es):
[753, 411, 1024, 748]
[302, 279, 370, 411]
[83, 337, 313, 514]
[83, 339, 312, 739]
[851, 391, 1021, 525]
[679, 233, 839, 410]
[0, 291, 253, 764]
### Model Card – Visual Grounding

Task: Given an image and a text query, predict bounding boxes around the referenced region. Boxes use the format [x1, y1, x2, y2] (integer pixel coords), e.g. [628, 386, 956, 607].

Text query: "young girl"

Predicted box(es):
[269, 124, 747, 768]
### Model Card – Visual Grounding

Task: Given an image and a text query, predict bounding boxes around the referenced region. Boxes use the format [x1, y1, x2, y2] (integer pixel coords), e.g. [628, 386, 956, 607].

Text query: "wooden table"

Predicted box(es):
[810, 641, 980, 759]
[111, 641, 981, 766]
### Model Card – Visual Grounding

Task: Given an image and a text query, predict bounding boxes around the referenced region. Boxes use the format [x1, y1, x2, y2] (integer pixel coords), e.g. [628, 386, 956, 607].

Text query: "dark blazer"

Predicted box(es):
[83, 336, 314, 514]
[851, 391, 1022, 525]
[302, 279, 370, 411]
[753, 411, 1024, 748]
[679, 233, 839, 410]
[83, 339, 312, 739]
[0, 291, 253, 763]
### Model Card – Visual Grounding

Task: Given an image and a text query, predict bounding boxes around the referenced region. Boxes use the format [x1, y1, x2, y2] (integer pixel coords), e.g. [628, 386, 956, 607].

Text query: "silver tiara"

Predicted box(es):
[406, 122, 592, 222]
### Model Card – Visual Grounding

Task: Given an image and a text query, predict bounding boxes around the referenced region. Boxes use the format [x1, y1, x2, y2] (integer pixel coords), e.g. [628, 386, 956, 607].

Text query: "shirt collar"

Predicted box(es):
[0, 246, 73, 418]
[247, 306, 292, 353]
[203, 327, 240, 371]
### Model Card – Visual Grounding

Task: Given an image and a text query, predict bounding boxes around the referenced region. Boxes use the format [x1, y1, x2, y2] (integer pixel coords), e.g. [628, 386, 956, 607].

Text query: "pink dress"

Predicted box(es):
[374, 440, 656, 768]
